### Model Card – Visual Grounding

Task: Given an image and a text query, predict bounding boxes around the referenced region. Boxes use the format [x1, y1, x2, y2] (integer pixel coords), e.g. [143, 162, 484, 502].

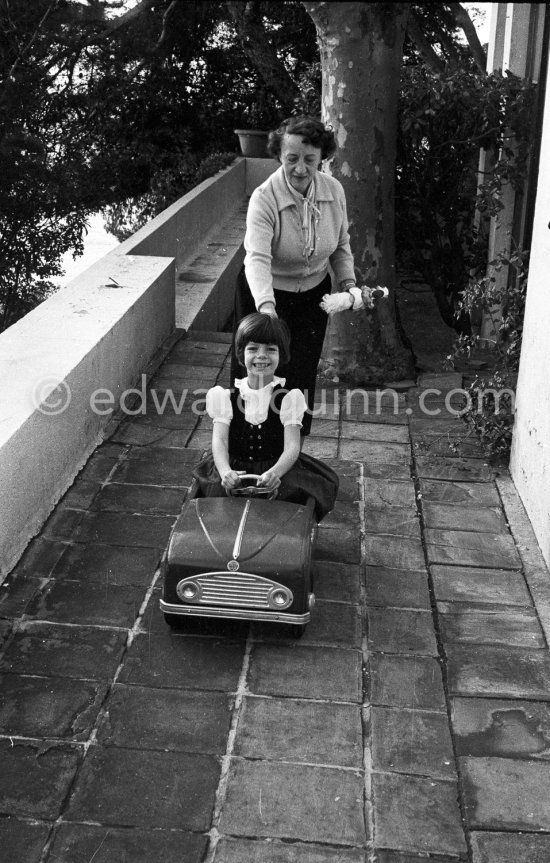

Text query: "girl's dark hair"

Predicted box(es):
[235, 312, 291, 367]
[267, 116, 336, 161]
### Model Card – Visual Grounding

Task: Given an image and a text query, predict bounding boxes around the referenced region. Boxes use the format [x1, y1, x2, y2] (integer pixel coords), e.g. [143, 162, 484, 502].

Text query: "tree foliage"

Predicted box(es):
[0, 0, 317, 330]
[0, 0, 530, 349]
[0, 0, 88, 328]
[396, 66, 536, 332]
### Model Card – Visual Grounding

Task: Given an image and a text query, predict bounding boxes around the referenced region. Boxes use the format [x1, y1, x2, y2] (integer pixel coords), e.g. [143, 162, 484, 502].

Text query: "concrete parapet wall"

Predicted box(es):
[174, 157, 278, 332]
[0, 155, 278, 578]
[245, 157, 279, 196]
[184, 243, 245, 333]
[121, 158, 247, 270]
[0, 253, 174, 578]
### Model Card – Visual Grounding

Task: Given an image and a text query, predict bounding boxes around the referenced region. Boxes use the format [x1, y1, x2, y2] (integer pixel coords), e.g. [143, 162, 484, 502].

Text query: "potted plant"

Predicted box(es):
[234, 128, 269, 158]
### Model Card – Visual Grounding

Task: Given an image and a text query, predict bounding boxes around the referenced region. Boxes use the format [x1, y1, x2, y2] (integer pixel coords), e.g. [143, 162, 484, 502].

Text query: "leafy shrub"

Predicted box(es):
[396, 67, 536, 332]
[449, 248, 528, 460]
[293, 61, 321, 116]
[0, 135, 87, 329]
[103, 151, 238, 242]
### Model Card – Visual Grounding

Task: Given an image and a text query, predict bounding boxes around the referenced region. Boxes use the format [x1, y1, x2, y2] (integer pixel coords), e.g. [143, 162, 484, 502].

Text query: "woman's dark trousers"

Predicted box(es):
[230, 268, 330, 435]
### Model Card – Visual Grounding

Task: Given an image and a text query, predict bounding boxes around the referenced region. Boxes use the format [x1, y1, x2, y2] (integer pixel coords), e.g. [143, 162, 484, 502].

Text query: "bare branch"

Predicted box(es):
[151, 0, 179, 53]
[126, 0, 179, 77]
[226, 0, 299, 114]
[104, 0, 155, 34]
[448, 1, 487, 72]
[65, 0, 155, 31]
[1, 0, 58, 90]
[431, 126, 501, 151]
[406, 10, 446, 74]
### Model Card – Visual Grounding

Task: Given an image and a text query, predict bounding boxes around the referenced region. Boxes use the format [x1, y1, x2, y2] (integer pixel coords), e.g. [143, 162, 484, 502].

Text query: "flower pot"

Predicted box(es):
[234, 129, 269, 158]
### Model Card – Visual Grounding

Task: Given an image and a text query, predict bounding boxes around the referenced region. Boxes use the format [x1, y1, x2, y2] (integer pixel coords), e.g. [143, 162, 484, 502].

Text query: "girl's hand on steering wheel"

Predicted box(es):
[221, 469, 246, 490]
[257, 469, 281, 491]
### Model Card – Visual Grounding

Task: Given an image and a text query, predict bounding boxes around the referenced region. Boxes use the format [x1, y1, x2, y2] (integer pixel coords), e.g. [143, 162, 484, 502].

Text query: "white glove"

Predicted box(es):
[320, 286, 388, 315]
[319, 292, 354, 314]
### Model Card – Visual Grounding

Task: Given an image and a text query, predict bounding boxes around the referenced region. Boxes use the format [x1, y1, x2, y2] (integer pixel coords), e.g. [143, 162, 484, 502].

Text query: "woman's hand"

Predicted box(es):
[221, 469, 246, 490]
[258, 301, 278, 318]
[361, 285, 389, 308]
[257, 469, 281, 491]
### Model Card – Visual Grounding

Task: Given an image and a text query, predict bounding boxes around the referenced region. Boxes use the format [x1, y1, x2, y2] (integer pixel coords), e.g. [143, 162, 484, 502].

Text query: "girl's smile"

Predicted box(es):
[244, 341, 280, 388]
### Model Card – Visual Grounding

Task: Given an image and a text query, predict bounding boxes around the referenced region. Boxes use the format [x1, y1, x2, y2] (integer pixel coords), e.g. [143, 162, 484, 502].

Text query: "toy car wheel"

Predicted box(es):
[287, 624, 306, 639]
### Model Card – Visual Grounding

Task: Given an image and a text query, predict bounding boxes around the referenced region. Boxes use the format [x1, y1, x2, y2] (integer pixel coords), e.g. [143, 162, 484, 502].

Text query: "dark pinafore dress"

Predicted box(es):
[193, 386, 338, 522]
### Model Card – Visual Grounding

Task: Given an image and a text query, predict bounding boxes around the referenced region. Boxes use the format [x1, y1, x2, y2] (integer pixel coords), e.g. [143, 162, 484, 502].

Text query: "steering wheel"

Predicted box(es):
[226, 474, 277, 500]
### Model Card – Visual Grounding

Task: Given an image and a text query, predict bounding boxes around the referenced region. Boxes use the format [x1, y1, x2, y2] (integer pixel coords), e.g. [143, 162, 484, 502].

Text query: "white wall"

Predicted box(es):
[0, 254, 175, 578]
[0, 156, 278, 579]
[510, 45, 550, 567]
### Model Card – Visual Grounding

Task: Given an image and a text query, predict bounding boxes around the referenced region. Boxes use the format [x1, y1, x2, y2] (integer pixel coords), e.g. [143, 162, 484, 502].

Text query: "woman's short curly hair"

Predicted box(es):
[234, 312, 291, 368]
[267, 116, 336, 161]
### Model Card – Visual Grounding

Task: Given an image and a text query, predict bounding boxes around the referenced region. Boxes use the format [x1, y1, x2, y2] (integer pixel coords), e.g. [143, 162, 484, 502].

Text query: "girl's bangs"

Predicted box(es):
[247, 317, 283, 346]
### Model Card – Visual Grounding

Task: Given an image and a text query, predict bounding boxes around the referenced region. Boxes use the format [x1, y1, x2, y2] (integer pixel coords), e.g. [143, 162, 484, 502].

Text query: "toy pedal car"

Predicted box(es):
[160, 476, 316, 635]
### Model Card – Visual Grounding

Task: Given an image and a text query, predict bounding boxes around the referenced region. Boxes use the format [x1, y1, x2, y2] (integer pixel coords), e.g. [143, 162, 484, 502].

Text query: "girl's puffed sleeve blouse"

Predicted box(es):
[205, 380, 307, 428]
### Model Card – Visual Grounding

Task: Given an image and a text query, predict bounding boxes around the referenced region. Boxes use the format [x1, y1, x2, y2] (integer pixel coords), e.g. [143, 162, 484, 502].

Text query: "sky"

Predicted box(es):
[462, 2, 494, 45]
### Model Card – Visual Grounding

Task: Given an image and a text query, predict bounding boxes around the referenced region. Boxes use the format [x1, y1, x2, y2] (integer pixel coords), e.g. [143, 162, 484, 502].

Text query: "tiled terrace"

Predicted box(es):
[2, 321, 550, 863]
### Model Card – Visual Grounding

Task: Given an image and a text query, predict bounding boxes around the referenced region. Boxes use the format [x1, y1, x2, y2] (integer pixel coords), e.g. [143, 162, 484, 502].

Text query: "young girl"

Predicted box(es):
[194, 313, 338, 521]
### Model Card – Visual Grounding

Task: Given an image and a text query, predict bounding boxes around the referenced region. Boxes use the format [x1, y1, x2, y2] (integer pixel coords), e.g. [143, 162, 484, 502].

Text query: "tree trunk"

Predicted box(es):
[303, 1, 415, 385]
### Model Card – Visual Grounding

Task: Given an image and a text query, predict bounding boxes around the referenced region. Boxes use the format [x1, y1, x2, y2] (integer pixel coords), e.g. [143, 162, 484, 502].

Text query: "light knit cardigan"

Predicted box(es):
[244, 165, 357, 311]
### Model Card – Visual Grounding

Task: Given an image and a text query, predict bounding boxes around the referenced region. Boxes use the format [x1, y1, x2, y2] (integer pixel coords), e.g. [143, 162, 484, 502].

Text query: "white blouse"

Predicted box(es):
[206, 377, 307, 427]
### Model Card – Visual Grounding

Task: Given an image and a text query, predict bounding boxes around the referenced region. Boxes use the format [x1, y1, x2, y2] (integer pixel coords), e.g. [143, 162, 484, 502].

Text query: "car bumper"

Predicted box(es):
[159, 598, 312, 625]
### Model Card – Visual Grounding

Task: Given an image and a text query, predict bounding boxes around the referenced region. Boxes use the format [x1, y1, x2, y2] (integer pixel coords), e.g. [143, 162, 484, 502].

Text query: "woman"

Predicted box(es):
[231, 115, 360, 435]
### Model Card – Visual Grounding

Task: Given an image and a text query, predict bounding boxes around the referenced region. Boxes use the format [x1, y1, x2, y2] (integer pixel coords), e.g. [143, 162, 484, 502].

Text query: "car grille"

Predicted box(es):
[177, 572, 286, 609]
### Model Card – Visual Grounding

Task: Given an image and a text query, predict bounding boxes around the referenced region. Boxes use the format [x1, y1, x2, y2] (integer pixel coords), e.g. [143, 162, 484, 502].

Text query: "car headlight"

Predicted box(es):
[267, 586, 293, 610]
[176, 580, 201, 603]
